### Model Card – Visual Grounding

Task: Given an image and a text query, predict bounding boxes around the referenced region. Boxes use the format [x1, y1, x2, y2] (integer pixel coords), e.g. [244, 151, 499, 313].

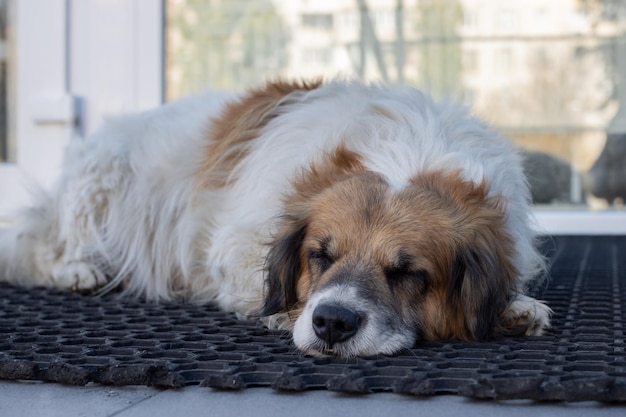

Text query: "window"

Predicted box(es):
[463, 9, 476, 30]
[463, 49, 478, 73]
[372, 9, 394, 33]
[533, 8, 549, 31]
[165, 0, 626, 216]
[340, 11, 359, 31]
[301, 47, 333, 67]
[496, 9, 516, 33]
[302, 13, 333, 30]
[494, 47, 512, 72]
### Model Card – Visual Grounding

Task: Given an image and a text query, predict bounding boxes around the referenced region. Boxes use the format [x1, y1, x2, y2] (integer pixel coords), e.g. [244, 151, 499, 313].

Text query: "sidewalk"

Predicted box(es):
[0, 381, 621, 417]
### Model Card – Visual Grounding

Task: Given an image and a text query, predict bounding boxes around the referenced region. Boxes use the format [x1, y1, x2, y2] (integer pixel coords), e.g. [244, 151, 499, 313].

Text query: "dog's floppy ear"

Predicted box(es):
[262, 218, 307, 316]
[448, 246, 514, 341]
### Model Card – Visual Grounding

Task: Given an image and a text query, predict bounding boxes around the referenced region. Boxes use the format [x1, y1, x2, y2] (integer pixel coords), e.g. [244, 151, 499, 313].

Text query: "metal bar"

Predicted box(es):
[395, 0, 405, 84]
[356, 0, 388, 82]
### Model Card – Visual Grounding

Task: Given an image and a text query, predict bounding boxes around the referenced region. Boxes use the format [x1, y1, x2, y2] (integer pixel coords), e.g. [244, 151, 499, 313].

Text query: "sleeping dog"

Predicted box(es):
[0, 80, 551, 357]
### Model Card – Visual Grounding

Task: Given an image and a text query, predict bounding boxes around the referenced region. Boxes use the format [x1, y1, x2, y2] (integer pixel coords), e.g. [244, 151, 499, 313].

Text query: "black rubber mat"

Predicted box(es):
[1, 235, 625, 402]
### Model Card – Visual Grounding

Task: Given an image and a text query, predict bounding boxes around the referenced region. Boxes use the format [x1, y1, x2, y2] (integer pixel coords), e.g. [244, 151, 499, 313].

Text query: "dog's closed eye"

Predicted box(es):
[383, 251, 428, 286]
[384, 266, 428, 286]
[307, 242, 335, 273]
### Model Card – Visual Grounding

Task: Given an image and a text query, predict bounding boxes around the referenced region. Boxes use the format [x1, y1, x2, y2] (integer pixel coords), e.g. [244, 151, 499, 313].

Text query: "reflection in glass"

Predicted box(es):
[165, 0, 626, 209]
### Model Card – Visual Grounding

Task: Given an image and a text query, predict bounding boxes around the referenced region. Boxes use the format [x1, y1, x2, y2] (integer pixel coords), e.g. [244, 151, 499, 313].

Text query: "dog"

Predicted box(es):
[0, 80, 551, 357]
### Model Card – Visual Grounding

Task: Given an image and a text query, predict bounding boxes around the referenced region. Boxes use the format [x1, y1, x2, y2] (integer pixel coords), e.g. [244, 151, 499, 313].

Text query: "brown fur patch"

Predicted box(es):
[196, 80, 322, 188]
[404, 171, 517, 340]
[263, 145, 365, 317]
[291, 145, 367, 202]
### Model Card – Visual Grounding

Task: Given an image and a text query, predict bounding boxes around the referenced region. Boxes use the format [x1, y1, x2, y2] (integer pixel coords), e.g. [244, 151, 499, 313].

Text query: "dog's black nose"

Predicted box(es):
[312, 304, 362, 347]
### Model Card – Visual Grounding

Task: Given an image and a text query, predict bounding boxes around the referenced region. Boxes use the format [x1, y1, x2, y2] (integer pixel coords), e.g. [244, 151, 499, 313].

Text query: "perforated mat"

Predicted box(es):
[1, 235, 625, 402]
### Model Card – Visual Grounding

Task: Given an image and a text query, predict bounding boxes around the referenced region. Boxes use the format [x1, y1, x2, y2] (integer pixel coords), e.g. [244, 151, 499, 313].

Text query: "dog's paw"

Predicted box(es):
[503, 294, 552, 336]
[52, 261, 108, 292]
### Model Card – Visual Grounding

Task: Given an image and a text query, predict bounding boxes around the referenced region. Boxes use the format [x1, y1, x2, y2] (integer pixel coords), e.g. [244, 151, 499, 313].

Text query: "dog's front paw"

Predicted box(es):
[503, 295, 552, 336]
[52, 261, 108, 292]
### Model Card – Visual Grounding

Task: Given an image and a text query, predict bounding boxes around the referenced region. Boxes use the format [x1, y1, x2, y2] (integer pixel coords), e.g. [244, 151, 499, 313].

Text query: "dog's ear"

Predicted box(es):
[262, 218, 307, 316]
[448, 246, 514, 341]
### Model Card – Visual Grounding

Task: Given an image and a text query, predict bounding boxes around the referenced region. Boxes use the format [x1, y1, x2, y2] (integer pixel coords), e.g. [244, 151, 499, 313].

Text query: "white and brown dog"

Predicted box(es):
[0, 80, 551, 357]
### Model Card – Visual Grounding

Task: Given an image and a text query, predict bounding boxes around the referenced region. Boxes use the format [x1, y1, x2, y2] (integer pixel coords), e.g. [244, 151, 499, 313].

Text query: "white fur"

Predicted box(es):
[0, 81, 550, 353]
[503, 294, 552, 336]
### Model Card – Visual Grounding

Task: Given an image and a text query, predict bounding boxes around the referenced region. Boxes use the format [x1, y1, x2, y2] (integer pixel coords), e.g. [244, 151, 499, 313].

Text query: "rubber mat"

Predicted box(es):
[1, 236, 625, 402]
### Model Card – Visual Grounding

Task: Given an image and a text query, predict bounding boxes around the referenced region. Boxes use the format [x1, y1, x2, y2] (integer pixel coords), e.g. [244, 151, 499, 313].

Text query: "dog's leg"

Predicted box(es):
[46, 152, 120, 292]
[1, 141, 119, 292]
[50, 189, 109, 292]
[0, 187, 110, 292]
[502, 294, 552, 335]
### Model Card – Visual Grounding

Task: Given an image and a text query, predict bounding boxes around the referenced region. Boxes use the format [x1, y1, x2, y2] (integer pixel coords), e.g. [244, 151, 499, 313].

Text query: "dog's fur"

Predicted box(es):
[0, 80, 551, 357]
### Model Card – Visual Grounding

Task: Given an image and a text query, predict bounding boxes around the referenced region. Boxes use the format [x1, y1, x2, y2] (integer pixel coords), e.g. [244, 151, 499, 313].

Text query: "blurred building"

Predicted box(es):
[165, 0, 624, 206]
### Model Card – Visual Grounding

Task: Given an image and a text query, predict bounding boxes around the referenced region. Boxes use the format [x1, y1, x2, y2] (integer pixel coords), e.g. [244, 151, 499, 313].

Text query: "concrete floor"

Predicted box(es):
[0, 381, 623, 417]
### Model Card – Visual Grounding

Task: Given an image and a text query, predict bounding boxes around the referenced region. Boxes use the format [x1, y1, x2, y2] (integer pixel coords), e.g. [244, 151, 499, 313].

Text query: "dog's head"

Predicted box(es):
[263, 148, 520, 357]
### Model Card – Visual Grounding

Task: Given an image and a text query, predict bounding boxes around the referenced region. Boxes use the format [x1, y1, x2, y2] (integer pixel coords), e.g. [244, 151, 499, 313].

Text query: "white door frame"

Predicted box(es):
[69, 0, 163, 137]
[0, 0, 72, 219]
[0, 0, 163, 221]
